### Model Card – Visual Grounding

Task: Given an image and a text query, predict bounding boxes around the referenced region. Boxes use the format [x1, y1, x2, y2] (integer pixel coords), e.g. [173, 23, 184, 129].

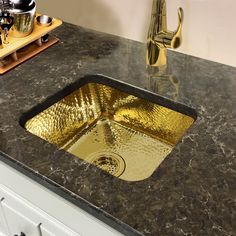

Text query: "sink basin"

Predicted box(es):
[21, 75, 197, 181]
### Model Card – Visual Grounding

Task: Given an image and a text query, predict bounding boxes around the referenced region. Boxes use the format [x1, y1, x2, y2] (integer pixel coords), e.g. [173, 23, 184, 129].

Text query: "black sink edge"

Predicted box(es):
[19, 74, 198, 128]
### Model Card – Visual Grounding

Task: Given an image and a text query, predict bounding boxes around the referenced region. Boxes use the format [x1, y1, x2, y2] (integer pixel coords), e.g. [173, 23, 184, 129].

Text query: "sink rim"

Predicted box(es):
[19, 74, 198, 182]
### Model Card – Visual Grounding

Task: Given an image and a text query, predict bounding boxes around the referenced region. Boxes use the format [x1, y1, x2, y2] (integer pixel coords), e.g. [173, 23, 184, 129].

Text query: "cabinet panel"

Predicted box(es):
[0, 163, 122, 236]
[0, 186, 81, 236]
[1, 200, 41, 236]
[0, 198, 8, 236]
[40, 226, 54, 236]
[40, 224, 81, 236]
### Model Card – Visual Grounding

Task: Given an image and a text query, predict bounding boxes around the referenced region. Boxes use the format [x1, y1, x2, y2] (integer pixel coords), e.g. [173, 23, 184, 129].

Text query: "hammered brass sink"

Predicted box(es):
[21, 75, 197, 181]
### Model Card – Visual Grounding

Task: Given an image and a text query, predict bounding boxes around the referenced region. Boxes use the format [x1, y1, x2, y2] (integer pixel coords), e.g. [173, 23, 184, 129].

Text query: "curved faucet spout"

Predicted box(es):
[146, 0, 184, 67]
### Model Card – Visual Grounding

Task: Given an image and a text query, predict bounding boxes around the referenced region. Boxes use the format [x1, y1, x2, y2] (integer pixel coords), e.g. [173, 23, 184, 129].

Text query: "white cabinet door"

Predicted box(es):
[0, 198, 8, 236]
[39, 226, 53, 236]
[1, 199, 41, 236]
[0, 185, 81, 236]
[0, 164, 123, 236]
[40, 223, 82, 236]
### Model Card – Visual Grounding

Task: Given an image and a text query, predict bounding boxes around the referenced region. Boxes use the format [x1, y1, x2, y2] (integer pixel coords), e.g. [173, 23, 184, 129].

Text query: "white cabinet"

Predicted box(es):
[0, 199, 8, 236]
[0, 185, 81, 236]
[38, 210, 81, 236]
[40, 222, 81, 236]
[1, 199, 41, 236]
[0, 160, 123, 236]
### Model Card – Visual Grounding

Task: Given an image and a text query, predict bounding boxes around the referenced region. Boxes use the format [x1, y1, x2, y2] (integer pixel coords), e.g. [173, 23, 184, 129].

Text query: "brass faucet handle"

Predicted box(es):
[173, 7, 184, 48]
[155, 7, 184, 49]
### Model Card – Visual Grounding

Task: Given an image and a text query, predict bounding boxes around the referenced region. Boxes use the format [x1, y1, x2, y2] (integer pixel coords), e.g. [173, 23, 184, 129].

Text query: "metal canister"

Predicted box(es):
[10, 0, 36, 38]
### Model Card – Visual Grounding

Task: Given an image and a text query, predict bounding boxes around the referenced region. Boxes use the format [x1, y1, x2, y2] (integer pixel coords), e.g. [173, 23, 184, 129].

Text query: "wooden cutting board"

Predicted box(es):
[0, 14, 62, 74]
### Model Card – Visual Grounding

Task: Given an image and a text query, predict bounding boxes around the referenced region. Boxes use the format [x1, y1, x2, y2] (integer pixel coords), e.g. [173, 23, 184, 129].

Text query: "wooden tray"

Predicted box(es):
[0, 15, 62, 74]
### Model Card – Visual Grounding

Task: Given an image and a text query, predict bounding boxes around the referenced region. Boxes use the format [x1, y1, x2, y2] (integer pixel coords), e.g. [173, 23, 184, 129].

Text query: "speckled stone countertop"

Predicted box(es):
[0, 23, 236, 236]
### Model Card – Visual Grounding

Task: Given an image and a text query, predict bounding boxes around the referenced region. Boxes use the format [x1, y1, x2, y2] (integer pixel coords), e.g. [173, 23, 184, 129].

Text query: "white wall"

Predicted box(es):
[37, 0, 236, 67]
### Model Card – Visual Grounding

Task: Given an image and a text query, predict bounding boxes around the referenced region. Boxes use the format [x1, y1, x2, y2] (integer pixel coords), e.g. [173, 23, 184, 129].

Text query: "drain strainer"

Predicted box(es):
[87, 152, 126, 177]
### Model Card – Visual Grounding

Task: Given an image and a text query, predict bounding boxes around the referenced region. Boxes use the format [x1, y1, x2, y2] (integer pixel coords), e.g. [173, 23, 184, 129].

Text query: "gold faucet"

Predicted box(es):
[146, 0, 184, 67]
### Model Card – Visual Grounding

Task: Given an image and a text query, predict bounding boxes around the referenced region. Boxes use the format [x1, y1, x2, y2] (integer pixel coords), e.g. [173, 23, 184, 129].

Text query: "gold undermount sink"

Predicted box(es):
[22, 75, 197, 181]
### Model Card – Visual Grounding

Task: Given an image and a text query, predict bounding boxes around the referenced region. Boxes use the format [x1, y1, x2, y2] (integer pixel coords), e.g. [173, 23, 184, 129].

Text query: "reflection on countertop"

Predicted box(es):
[147, 65, 180, 101]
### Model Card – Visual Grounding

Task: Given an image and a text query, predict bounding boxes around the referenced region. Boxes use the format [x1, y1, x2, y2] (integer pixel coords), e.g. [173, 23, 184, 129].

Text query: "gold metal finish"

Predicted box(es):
[147, 66, 180, 101]
[147, 0, 183, 67]
[86, 151, 126, 177]
[25, 83, 194, 181]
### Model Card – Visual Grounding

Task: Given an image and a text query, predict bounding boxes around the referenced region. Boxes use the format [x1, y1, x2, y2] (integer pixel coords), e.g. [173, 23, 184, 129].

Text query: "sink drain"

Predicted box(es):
[87, 152, 126, 177]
